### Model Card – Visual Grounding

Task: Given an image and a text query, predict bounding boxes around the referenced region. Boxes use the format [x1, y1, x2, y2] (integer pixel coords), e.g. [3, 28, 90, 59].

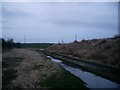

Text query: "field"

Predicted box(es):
[2, 48, 87, 89]
[2, 36, 120, 89]
[21, 43, 53, 48]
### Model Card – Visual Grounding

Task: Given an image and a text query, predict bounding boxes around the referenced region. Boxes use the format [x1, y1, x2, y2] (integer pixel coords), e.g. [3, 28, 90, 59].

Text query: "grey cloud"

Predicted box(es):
[2, 7, 29, 18]
[51, 18, 117, 31]
[2, 2, 118, 43]
[42, 2, 117, 32]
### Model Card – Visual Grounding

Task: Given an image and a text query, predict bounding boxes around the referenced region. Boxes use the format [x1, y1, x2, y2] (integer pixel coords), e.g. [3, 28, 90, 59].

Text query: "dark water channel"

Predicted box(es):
[47, 56, 120, 88]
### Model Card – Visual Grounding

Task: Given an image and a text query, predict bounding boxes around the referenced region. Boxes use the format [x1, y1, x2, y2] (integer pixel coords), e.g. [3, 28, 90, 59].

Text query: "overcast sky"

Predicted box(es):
[2, 2, 118, 43]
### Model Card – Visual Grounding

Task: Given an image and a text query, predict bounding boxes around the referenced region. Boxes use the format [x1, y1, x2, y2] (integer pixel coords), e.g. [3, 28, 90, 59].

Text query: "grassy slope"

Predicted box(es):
[44, 36, 120, 84]
[45, 36, 120, 69]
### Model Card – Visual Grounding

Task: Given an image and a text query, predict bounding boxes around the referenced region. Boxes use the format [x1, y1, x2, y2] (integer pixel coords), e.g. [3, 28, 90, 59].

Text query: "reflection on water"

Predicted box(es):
[47, 55, 120, 88]
[47, 56, 62, 63]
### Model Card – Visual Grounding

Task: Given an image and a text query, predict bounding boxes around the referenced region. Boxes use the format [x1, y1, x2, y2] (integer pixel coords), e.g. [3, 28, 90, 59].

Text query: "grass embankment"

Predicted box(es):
[45, 36, 120, 69]
[2, 48, 87, 89]
[43, 52, 120, 84]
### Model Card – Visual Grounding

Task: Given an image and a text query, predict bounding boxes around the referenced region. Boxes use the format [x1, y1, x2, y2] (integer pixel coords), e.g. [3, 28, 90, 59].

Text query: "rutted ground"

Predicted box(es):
[44, 36, 120, 84]
[2, 48, 61, 88]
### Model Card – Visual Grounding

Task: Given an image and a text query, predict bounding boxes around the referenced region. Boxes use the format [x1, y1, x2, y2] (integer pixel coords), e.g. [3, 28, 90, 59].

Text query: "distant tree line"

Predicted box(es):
[1, 38, 21, 49]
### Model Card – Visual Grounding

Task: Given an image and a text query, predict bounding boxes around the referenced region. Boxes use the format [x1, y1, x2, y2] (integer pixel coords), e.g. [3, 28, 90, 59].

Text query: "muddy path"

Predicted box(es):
[41, 51, 120, 84]
[47, 55, 120, 88]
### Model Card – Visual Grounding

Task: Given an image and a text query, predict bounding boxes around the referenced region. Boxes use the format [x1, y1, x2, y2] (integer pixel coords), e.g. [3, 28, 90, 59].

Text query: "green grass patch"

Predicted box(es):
[36, 68, 88, 89]
[32, 63, 43, 70]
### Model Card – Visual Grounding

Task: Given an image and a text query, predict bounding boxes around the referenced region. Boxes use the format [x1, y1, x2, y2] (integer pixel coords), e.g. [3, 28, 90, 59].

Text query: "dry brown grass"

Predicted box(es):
[46, 37, 120, 69]
[3, 48, 61, 88]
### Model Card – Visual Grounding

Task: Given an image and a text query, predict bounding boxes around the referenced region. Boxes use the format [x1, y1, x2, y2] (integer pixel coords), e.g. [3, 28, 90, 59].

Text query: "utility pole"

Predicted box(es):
[24, 35, 26, 44]
[118, 2, 120, 35]
[74, 34, 78, 43]
[62, 39, 64, 44]
[75, 34, 77, 41]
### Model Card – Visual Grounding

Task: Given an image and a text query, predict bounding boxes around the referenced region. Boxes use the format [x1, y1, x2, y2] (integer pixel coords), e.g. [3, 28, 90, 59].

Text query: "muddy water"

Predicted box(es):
[47, 56, 120, 88]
